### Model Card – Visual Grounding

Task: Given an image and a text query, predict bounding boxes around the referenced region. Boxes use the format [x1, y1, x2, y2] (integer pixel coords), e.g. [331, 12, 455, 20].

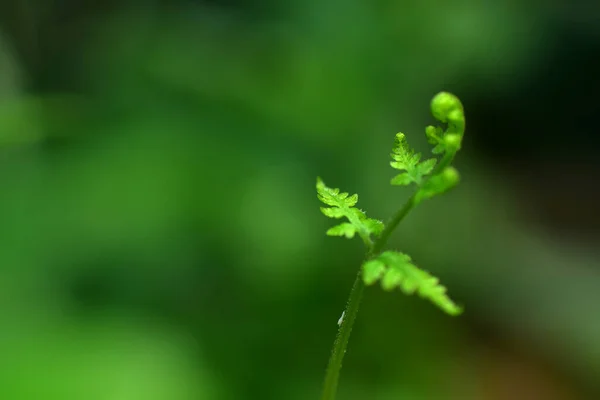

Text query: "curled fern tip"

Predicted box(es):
[431, 92, 464, 124]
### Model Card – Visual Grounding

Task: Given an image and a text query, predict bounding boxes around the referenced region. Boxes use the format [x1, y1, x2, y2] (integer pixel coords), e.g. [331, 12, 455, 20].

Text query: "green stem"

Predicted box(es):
[432, 150, 457, 176]
[320, 195, 416, 400]
[371, 195, 416, 256]
[320, 270, 365, 400]
[320, 149, 458, 400]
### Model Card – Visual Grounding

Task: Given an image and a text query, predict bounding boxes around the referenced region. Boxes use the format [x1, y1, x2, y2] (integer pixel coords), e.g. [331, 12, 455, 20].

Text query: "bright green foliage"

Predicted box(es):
[391, 92, 466, 206]
[318, 92, 466, 400]
[363, 251, 462, 315]
[316, 177, 384, 246]
[425, 92, 465, 155]
[390, 133, 437, 186]
[425, 125, 462, 155]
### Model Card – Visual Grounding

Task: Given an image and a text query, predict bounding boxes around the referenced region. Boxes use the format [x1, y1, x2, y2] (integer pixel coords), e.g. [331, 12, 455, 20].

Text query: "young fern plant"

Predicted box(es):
[317, 92, 465, 400]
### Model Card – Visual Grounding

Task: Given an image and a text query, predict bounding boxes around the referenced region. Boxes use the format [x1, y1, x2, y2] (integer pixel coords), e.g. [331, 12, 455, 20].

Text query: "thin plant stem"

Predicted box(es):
[320, 194, 415, 400]
[320, 270, 365, 400]
[320, 148, 458, 400]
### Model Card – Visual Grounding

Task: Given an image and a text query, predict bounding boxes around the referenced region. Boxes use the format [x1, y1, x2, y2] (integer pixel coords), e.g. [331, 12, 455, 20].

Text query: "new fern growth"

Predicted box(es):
[316, 178, 384, 246]
[317, 92, 466, 400]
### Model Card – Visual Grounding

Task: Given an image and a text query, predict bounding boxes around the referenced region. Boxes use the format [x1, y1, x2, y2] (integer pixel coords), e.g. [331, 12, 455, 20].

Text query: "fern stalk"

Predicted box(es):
[321, 270, 365, 400]
[318, 92, 466, 400]
[321, 193, 416, 400]
[321, 164, 445, 399]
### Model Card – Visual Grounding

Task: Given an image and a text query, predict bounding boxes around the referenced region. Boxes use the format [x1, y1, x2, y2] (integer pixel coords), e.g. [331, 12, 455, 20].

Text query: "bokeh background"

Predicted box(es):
[1, 1, 599, 399]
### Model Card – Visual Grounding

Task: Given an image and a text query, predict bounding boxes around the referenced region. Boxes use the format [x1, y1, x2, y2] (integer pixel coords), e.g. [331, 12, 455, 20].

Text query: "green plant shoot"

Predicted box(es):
[316, 92, 466, 400]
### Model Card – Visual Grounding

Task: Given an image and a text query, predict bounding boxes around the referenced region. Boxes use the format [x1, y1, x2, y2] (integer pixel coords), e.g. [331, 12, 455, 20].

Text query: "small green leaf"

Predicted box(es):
[381, 268, 403, 291]
[326, 223, 357, 238]
[417, 158, 437, 176]
[425, 125, 442, 142]
[361, 250, 462, 315]
[390, 172, 412, 186]
[320, 207, 345, 218]
[390, 133, 420, 168]
[425, 125, 445, 154]
[362, 259, 385, 285]
[390, 133, 437, 186]
[364, 219, 384, 235]
[345, 195, 358, 207]
[316, 177, 384, 246]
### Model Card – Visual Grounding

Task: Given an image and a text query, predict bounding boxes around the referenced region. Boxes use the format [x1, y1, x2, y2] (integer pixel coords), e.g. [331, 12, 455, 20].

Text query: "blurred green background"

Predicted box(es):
[1, 1, 599, 399]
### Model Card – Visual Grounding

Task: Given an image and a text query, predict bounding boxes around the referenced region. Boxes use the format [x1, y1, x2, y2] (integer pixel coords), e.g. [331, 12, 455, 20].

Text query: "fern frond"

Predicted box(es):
[424, 92, 466, 155]
[362, 250, 462, 315]
[390, 133, 437, 186]
[316, 177, 384, 246]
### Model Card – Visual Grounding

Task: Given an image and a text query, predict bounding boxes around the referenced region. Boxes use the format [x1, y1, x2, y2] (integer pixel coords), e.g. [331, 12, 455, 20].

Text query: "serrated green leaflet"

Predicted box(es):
[362, 251, 462, 316]
[316, 177, 384, 247]
[389, 133, 437, 186]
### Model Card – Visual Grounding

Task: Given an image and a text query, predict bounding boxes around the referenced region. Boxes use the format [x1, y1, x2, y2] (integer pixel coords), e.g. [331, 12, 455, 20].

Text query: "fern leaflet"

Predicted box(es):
[362, 250, 462, 315]
[316, 177, 384, 247]
[389, 133, 437, 186]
